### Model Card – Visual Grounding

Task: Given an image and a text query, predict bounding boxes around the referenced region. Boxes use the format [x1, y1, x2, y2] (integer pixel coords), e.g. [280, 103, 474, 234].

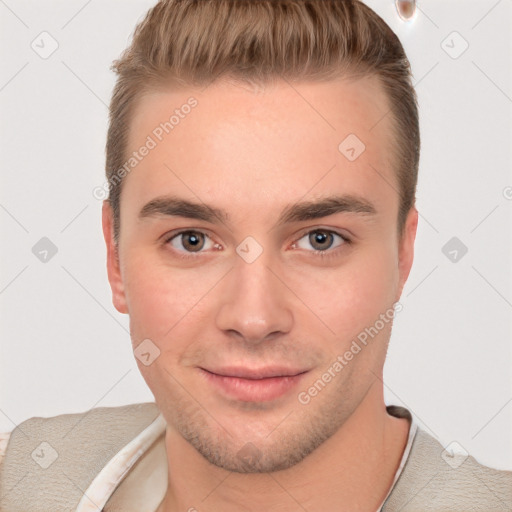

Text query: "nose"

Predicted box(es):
[215, 250, 293, 345]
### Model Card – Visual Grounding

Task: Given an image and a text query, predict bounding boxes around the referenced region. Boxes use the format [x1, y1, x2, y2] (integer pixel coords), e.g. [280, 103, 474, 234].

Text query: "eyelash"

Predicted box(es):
[163, 228, 352, 261]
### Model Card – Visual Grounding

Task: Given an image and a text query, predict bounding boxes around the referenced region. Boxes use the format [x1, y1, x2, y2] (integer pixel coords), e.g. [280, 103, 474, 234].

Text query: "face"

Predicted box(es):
[103, 76, 417, 473]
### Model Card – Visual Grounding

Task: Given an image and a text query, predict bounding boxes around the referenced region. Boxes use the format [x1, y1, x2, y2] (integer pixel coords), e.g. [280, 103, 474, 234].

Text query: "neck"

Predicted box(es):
[157, 383, 410, 512]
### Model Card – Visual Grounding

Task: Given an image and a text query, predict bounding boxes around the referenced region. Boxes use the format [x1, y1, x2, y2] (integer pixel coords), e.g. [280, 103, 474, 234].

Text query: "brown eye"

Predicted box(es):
[181, 231, 205, 252]
[308, 230, 334, 250]
[168, 231, 208, 252]
[293, 229, 349, 254]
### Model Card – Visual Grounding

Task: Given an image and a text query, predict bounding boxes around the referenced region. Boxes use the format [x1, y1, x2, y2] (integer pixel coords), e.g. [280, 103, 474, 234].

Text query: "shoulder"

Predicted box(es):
[0, 402, 161, 511]
[384, 427, 512, 511]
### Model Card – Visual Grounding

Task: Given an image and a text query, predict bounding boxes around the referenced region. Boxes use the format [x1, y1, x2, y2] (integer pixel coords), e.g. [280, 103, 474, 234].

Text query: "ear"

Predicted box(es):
[395, 206, 418, 301]
[102, 200, 128, 314]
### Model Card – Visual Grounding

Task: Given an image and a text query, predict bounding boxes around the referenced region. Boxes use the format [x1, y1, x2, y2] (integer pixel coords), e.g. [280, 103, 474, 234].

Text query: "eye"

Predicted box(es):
[166, 230, 218, 253]
[292, 229, 349, 253]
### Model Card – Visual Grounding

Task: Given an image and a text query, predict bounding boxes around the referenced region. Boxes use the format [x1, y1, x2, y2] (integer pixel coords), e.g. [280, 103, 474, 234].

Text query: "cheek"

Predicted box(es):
[122, 252, 221, 344]
[124, 261, 214, 389]
[291, 245, 399, 345]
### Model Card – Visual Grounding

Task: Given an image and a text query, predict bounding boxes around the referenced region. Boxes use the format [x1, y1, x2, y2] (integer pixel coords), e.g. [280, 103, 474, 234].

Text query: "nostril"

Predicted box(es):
[395, 0, 416, 21]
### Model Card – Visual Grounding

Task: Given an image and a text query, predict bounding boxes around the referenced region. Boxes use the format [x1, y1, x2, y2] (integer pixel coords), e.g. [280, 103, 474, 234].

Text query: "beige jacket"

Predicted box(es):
[0, 402, 510, 511]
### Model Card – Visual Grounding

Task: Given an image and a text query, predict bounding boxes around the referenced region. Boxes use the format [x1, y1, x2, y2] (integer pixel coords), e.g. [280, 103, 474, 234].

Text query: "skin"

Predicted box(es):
[103, 75, 418, 512]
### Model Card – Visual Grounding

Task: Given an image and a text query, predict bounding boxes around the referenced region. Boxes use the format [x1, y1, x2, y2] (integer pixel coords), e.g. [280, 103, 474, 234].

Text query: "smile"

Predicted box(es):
[199, 367, 310, 402]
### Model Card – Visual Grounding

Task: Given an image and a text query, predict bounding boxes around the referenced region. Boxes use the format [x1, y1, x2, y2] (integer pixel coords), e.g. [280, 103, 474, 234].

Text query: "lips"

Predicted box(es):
[199, 366, 309, 402]
[201, 366, 307, 379]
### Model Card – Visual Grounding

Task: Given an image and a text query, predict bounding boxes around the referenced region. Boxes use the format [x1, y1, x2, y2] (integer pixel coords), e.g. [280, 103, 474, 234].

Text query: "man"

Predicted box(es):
[0, 0, 510, 510]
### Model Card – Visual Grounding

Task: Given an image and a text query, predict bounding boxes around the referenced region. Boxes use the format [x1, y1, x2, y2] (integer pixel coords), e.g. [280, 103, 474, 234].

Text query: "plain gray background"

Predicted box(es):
[1, 0, 511, 470]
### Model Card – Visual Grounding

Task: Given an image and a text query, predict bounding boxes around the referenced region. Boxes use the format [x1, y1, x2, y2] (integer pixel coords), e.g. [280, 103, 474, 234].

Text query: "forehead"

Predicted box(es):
[123, 76, 397, 222]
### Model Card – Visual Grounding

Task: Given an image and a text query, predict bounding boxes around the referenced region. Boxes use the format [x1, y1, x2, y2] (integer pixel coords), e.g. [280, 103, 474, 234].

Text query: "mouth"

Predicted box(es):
[198, 366, 310, 402]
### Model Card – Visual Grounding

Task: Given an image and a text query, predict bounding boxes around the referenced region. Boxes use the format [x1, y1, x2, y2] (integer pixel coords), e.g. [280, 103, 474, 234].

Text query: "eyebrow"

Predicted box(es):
[138, 194, 377, 226]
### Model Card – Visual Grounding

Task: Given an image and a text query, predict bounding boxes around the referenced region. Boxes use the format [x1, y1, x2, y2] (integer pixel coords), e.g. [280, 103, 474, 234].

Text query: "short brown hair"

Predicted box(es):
[106, 0, 420, 244]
